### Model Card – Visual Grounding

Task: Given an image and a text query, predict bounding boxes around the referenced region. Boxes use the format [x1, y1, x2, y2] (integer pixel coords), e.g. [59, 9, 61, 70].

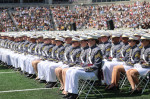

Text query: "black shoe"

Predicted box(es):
[30, 74, 36, 79]
[11, 67, 14, 69]
[107, 86, 119, 91]
[39, 80, 46, 83]
[7, 65, 12, 69]
[67, 94, 78, 99]
[130, 89, 142, 95]
[45, 82, 57, 88]
[24, 72, 28, 75]
[59, 93, 65, 95]
[62, 93, 72, 98]
[17, 68, 21, 71]
[26, 74, 32, 77]
[20, 71, 23, 75]
[14, 68, 18, 71]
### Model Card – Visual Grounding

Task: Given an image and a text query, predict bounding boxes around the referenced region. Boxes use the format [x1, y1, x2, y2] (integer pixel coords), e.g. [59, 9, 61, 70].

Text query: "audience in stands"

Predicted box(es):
[12, 7, 54, 31]
[0, 1, 149, 32]
[0, 9, 17, 32]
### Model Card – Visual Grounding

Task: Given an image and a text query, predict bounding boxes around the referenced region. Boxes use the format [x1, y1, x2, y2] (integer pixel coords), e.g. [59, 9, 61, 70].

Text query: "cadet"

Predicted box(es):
[100, 33, 111, 59]
[103, 34, 130, 85]
[126, 34, 150, 94]
[37, 36, 56, 81]
[24, 36, 38, 77]
[102, 34, 122, 85]
[52, 35, 72, 89]
[32, 35, 52, 79]
[134, 32, 143, 49]
[107, 36, 141, 90]
[55, 37, 81, 90]
[62, 36, 89, 96]
[44, 36, 65, 88]
[64, 35, 103, 99]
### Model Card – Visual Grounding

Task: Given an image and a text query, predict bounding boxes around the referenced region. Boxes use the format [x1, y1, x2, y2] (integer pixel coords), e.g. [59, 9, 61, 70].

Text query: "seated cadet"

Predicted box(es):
[13, 35, 26, 70]
[55, 37, 81, 91]
[44, 35, 73, 88]
[26, 35, 46, 78]
[126, 34, 150, 94]
[107, 36, 141, 90]
[134, 32, 143, 49]
[18, 36, 33, 73]
[42, 37, 65, 87]
[5, 35, 15, 67]
[102, 34, 122, 85]
[103, 34, 130, 86]
[37, 36, 64, 83]
[31, 35, 52, 79]
[24, 36, 38, 77]
[18, 35, 31, 73]
[44, 36, 72, 88]
[100, 32, 111, 59]
[9, 36, 22, 69]
[61, 36, 88, 95]
[37, 36, 56, 81]
[63, 35, 103, 99]
[3, 35, 15, 66]
[97, 34, 103, 48]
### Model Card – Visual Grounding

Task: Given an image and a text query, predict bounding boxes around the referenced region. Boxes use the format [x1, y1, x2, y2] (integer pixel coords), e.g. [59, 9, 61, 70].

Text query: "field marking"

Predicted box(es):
[0, 88, 50, 93]
[0, 72, 15, 74]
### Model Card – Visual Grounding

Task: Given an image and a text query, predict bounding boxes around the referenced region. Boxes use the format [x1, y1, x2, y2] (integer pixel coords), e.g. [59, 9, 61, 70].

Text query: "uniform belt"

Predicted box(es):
[87, 64, 93, 67]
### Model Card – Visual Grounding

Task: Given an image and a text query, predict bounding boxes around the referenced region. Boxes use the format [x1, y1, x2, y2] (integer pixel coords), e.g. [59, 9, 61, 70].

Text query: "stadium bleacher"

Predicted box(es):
[0, 1, 149, 32]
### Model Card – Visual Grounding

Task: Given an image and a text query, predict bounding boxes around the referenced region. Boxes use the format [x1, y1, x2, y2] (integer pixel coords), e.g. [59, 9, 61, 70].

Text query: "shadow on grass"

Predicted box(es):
[0, 65, 9, 70]
[79, 86, 150, 99]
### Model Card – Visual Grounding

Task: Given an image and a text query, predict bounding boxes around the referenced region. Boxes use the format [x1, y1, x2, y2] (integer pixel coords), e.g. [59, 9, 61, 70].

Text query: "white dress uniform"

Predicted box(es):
[64, 45, 88, 93]
[37, 45, 59, 81]
[65, 45, 102, 94]
[134, 45, 150, 76]
[102, 42, 122, 85]
[37, 44, 55, 80]
[122, 45, 141, 72]
[43, 44, 64, 82]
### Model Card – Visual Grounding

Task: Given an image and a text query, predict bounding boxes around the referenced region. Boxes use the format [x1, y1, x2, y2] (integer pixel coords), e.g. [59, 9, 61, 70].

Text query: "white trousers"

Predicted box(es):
[38, 60, 52, 80]
[65, 67, 97, 94]
[45, 62, 63, 82]
[102, 59, 125, 85]
[134, 64, 150, 76]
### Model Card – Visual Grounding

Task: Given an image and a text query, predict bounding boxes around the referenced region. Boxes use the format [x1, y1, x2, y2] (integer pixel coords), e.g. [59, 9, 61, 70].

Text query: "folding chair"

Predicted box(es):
[78, 76, 103, 99]
[77, 63, 104, 99]
[130, 71, 150, 94]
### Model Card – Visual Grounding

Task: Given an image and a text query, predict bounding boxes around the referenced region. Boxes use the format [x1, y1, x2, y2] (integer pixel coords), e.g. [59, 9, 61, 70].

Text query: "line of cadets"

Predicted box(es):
[0, 30, 150, 99]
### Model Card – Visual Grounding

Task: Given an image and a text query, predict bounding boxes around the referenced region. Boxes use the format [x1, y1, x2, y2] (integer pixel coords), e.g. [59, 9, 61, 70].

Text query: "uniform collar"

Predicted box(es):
[57, 44, 63, 48]
[89, 45, 97, 49]
[113, 42, 120, 45]
[44, 44, 51, 46]
[72, 46, 80, 49]
[103, 41, 109, 44]
[131, 45, 137, 49]
[82, 46, 88, 50]
[98, 42, 103, 45]
[123, 42, 128, 46]
[144, 44, 150, 49]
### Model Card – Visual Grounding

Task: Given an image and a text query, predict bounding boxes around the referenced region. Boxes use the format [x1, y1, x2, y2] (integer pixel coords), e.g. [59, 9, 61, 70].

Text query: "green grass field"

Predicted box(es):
[0, 64, 150, 99]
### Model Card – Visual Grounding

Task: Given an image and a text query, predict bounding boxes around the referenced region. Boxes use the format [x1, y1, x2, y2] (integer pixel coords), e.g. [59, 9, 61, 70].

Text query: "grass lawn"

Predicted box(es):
[0, 65, 150, 99]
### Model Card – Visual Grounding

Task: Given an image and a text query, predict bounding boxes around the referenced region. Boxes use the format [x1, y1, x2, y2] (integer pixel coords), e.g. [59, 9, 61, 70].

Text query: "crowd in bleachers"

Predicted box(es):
[12, 7, 54, 31]
[0, 9, 17, 32]
[48, 1, 150, 30]
[0, 1, 149, 32]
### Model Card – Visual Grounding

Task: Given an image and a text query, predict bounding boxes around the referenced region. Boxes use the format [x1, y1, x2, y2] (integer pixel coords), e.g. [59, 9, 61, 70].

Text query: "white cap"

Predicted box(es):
[55, 37, 64, 42]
